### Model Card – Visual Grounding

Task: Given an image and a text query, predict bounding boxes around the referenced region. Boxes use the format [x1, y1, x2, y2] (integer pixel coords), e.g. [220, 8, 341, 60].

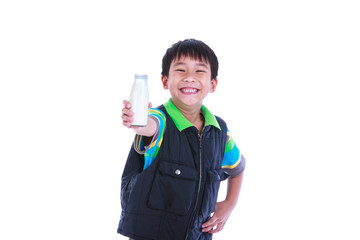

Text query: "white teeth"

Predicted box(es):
[181, 88, 198, 93]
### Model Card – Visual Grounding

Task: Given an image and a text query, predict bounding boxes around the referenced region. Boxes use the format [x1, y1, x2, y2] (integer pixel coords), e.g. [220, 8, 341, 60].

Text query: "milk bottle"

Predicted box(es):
[129, 74, 149, 126]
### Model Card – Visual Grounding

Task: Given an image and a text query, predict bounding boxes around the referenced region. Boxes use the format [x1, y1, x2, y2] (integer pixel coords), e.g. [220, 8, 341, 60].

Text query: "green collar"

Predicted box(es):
[163, 98, 221, 131]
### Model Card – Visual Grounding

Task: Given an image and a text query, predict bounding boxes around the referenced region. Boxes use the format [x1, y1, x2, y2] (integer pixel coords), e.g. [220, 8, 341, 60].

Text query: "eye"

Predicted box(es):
[196, 70, 205, 73]
[176, 69, 185, 72]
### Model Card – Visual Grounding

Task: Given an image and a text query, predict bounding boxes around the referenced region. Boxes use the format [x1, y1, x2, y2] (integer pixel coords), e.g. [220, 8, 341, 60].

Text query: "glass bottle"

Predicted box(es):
[129, 74, 149, 126]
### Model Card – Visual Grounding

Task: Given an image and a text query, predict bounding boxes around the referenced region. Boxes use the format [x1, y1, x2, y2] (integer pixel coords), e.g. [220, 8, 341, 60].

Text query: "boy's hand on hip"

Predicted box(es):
[201, 200, 234, 234]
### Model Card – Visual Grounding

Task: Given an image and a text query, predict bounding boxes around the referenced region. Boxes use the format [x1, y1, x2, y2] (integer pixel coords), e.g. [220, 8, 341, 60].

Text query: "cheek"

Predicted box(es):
[165, 82, 177, 92]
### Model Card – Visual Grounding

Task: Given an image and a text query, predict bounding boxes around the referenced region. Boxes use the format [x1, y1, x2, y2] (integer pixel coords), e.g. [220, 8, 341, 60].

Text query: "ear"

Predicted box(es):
[161, 75, 168, 90]
[210, 78, 218, 93]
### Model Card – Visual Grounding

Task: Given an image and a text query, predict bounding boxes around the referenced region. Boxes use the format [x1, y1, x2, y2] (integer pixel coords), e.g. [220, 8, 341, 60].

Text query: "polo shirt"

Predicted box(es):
[133, 99, 245, 177]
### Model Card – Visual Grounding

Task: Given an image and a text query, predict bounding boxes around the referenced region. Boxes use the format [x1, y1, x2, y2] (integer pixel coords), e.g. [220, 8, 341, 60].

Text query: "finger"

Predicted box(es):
[202, 224, 216, 233]
[122, 114, 133, 123]
[209, 223, 224, 234]
[202, 219, 219, 232]
[121, 108, 134, 123]
[122, 120, 131, 128]
[202, 215, 217, 229]
[123, 100, 131, 109]
[122, 107, 133, 116]
[148, 102, 153, 109]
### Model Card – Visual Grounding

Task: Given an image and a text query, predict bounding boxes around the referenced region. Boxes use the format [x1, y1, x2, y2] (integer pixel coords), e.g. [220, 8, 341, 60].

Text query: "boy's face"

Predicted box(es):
[161, 56, 217, 110]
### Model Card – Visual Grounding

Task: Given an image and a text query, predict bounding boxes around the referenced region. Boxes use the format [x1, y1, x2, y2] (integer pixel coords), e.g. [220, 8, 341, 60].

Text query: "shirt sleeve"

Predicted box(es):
[222, 129, 246, 177]
[133, 108, 166, 170]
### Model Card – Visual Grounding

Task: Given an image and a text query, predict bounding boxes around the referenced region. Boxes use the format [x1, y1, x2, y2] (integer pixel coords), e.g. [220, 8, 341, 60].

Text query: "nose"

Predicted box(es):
[184, 73, 196, 82]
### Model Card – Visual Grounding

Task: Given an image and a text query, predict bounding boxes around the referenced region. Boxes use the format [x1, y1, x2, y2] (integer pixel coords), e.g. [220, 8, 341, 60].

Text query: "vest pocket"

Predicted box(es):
[147, 161, 198, 216]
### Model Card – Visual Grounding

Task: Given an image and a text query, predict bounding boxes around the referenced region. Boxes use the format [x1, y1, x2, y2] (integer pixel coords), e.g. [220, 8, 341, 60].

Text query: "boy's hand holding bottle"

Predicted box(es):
[122, 100, 156, 137]
[122, 74, 156, 137]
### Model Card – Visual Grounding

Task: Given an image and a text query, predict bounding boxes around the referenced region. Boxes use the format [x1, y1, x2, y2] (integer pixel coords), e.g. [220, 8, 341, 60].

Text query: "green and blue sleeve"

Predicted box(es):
[133, 108, 166, 170]
[221, 129, 246, 177]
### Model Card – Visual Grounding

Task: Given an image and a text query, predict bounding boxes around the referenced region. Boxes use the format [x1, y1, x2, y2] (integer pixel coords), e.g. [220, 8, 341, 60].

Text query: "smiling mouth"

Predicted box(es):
[180, 87, 199, 94]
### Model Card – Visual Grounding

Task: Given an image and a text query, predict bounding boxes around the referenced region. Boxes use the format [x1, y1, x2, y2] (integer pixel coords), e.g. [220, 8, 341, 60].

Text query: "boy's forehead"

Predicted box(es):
[171, 56, 209, 66]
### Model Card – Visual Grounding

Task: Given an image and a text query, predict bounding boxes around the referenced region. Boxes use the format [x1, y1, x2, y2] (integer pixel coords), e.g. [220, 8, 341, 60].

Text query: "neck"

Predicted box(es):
[172, 101, 205, 134]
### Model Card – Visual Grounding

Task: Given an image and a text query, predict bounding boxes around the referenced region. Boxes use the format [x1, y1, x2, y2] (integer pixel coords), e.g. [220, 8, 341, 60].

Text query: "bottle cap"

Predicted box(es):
[135, 74, 148, 80]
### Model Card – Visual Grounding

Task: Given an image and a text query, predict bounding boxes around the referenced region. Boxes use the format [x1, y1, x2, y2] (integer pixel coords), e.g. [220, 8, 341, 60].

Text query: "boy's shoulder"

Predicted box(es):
[214, 115, 228, 137]
[214, 115, 226, 126]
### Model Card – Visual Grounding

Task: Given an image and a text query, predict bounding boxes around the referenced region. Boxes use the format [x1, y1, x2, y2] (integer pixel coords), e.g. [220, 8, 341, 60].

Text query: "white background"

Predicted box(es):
[1, 0, 359, 239]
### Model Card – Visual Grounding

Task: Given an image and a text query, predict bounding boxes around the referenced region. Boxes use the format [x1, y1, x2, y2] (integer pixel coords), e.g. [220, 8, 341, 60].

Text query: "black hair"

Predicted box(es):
[161, 39, 219, 80]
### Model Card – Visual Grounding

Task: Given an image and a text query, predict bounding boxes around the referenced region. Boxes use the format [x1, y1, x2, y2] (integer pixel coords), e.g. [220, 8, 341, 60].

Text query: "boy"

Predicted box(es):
[118, 39, 245, 240]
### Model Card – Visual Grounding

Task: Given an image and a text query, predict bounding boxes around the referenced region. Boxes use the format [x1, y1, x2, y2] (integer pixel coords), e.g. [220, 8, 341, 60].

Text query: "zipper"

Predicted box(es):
[185, 133, 203, 240]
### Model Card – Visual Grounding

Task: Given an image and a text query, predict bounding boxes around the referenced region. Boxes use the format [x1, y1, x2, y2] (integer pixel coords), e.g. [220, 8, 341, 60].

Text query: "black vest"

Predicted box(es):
[117, 105, 229, 240]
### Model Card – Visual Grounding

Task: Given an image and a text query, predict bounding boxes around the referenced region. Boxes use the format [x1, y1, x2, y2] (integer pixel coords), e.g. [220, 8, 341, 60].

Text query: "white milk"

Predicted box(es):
[129, 74, 149, 126]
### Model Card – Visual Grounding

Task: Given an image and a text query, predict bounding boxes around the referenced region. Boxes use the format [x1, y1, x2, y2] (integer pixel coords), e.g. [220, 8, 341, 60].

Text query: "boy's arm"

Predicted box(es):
[122, 100, 157, 137]
[202, 172, 244, 234]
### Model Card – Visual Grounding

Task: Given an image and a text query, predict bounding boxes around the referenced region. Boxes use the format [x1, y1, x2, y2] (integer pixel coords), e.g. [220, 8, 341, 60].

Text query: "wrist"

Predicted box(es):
[133, 117, 157, 137]
[223, 198, 237, 210]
